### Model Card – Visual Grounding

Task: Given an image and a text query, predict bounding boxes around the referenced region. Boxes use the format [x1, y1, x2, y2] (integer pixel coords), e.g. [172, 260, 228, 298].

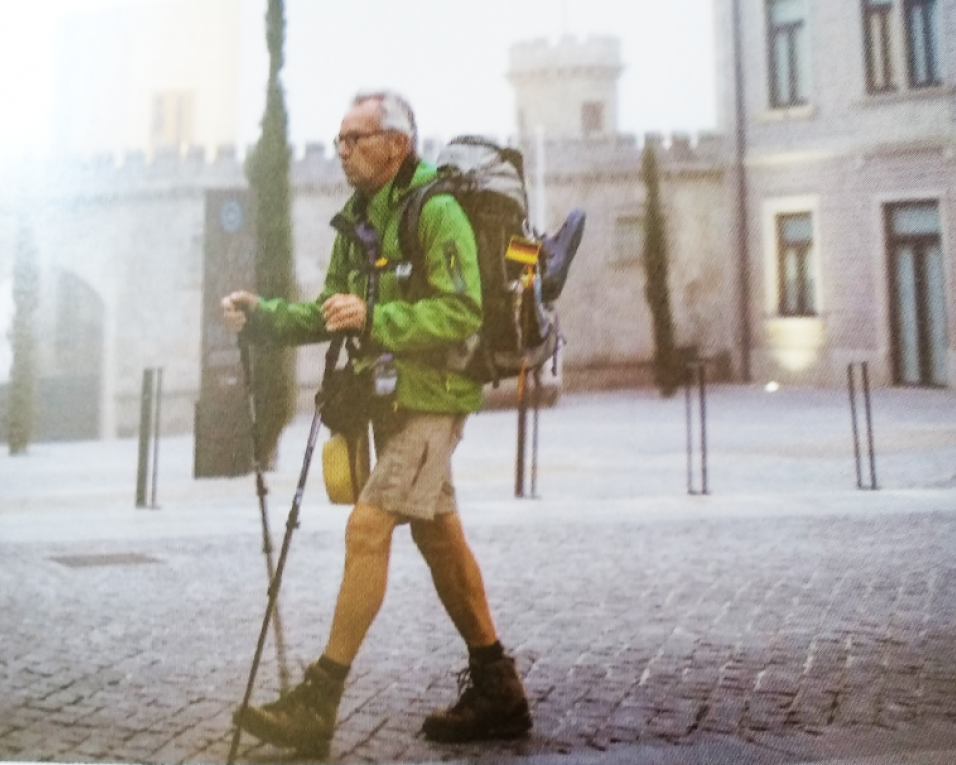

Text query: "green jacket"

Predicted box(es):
[248, 159, 484, 414]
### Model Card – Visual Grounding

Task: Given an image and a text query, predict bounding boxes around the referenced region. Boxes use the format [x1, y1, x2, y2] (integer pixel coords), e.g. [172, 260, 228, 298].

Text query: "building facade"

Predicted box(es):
[714, 0, 956, 387]
[0, 31, 737, 441]
[51, 0, 245, 162]
[7, 4, 954, 444]
[0, 130, 735, 441]
[508, 37, 623, 141]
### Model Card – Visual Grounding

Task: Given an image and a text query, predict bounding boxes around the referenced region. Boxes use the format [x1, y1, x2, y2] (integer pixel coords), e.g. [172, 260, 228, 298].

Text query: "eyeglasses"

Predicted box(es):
[333, 130, 391, 151]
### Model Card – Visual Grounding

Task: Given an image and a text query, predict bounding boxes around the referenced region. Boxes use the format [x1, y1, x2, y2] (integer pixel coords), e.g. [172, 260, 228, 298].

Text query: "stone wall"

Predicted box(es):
[712, 0, 956, 388]
[533, 134, 736, 388]
[0, 133, 735, 438]
[508, 37, 623, 140]
[746, 142, 956, 388]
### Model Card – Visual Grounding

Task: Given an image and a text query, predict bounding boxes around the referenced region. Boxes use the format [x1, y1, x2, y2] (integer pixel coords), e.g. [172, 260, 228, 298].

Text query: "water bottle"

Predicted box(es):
[373, 354, 398, 397]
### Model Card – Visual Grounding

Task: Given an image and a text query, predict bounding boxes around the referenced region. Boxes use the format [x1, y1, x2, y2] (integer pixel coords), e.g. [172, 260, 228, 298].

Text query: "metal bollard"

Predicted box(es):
[847, 362, 878, 490]
[685, 362, 709, 495]
[515, 380, 527, 498]
[135, 367, 163, 508]
[514, 367, 542, 499]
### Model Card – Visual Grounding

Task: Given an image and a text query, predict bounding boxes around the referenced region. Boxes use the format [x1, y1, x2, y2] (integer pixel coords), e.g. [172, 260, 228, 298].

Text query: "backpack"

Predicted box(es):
[398, 136, 561, 386]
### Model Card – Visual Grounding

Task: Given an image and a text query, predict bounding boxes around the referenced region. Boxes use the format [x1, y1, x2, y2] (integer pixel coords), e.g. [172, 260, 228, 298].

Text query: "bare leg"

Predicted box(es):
[323, 502, 398, 666]
[411, 513, 498, 648]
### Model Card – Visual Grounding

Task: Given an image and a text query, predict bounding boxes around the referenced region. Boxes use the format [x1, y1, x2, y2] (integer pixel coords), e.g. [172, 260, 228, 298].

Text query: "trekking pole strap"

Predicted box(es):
[330, 212, 383, 358]
[354, 219, 381, 351]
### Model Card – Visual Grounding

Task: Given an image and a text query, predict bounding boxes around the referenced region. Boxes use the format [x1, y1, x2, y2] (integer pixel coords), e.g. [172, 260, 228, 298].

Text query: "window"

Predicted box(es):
[151, 90, 194, 152]
[582, 101, 605, 136]
[55, 271, 104, 377]
[612, 215, 643, 267]
[776, 213, 815, 316]
[886, 201, 948, 386]
[904, 0, 941, 87]
[767, 0, 810, 107]
[862, 0, 896, 92]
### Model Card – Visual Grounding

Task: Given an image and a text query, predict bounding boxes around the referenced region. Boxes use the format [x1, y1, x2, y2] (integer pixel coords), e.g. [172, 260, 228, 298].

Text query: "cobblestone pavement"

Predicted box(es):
[2, 388, 956, 764]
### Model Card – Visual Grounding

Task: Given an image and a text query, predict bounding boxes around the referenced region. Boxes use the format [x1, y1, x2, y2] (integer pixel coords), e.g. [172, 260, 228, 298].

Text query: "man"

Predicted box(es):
[221, 91, 531, 758]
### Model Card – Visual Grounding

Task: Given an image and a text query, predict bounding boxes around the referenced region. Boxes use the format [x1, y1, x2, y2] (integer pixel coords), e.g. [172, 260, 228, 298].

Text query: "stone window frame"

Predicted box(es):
[883, 198, 949, 386]
[581, 101, 605, 137]
[862, 0, 898, 93]
[775, 212, 817, 317]
[765, 0, 811, 109]
[761, 195, 823, 319]
[150, 90, 195, 154]
[860, 0, 943, 96]
[902, 0, 942, 88]
[611, 213, 644, 268]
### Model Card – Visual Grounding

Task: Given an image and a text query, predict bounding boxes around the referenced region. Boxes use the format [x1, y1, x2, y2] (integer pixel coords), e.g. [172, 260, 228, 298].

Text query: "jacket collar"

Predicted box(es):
[336, 156, 436, 229]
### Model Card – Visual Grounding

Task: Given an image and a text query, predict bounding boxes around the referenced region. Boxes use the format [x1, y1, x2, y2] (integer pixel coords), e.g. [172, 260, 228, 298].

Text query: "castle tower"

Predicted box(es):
[508, 37, 623, 140]
[52, 0, 242, 160]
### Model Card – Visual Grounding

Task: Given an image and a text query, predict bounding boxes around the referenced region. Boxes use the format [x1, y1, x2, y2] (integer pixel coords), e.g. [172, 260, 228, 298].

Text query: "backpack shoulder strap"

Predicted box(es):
[397, 176, 459, 294]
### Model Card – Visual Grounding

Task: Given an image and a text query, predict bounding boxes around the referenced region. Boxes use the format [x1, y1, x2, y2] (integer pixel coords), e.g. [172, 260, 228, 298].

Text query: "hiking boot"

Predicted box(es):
[421, 655, 532, 743]
[233, 662, 344, 757]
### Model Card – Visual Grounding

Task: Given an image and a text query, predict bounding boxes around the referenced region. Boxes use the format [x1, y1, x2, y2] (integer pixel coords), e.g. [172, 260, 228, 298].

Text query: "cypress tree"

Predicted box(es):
[8, 215, 39, 455]
[641, 143, 682, 397]
[245, 0, 296, 466]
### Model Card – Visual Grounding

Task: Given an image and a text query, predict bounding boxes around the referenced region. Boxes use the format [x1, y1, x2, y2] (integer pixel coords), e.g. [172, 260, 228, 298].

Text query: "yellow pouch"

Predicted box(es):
[322, 430, 370, 505]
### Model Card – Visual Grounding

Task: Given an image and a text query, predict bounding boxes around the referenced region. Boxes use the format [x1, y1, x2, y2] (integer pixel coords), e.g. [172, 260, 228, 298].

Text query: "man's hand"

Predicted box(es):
[221, 290, 260, 333]
[321, 294, 367, 334]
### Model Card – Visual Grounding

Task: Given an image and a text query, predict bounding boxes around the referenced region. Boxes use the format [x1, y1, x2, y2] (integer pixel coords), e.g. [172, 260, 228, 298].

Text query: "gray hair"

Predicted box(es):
[353, 90, 418, 147]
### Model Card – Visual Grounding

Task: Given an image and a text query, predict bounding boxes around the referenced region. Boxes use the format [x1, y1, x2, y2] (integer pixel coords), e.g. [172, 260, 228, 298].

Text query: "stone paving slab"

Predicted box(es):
[2, 387, 956, 764]
[3, 500, 956, 763]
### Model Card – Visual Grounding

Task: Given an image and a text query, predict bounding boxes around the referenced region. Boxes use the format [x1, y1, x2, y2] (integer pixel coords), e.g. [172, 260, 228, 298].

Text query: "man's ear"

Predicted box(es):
[389, 132, 412, 160]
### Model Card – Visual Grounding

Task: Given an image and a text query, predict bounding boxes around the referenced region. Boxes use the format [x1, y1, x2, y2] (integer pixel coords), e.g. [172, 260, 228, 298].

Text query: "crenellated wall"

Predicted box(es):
[0, 131, 736, 439]
[509, 37, 624, 140]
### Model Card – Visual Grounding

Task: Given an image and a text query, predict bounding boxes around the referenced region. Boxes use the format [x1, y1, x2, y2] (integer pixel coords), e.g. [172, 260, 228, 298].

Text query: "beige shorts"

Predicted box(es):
[358, 411, 467, 522]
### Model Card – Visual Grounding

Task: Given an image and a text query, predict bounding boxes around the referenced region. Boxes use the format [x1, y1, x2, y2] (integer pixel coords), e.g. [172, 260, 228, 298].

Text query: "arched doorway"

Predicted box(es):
[1, 270, 104, 443]
[40, 270, 105, 440]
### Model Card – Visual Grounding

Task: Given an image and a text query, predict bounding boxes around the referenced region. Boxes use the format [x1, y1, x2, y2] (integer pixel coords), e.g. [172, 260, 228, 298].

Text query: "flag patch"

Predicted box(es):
[505, 236, 540, 266]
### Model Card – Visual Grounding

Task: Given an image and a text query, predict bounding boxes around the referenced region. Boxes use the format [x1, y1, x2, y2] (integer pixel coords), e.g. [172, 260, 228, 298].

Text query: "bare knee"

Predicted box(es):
[345, 503, 396, 558]
[411, 515, 468, 566]
[411, 522, 449, 563]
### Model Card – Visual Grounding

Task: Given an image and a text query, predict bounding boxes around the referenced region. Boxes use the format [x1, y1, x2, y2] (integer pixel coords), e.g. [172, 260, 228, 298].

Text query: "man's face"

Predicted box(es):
[337, 99, 405, 194]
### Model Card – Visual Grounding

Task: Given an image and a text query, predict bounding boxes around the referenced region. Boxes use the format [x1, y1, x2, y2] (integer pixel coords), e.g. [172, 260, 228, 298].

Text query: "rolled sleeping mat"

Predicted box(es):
[540, 207, 586, 303]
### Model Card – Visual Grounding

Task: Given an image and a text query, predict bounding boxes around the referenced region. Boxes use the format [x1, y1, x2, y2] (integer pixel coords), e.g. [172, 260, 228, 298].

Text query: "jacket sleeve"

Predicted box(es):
[245, 236, 352, 346]
[370, 195, 482, 353]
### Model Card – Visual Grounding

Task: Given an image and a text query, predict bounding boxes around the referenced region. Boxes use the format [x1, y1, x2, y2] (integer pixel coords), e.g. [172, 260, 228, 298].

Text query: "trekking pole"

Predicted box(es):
[238, 336, 290, 694]
[698, 363, 708, 495]
[531, 367, 541, 499]
[227, 337, 341, 765]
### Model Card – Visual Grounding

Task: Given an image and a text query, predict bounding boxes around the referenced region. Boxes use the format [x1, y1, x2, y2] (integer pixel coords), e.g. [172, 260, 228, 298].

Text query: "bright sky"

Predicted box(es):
[0, 0, 718, 159]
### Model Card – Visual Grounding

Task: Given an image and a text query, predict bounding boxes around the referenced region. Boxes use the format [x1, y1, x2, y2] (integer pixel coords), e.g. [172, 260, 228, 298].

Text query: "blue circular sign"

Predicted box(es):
[220, 199, 244, 233]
